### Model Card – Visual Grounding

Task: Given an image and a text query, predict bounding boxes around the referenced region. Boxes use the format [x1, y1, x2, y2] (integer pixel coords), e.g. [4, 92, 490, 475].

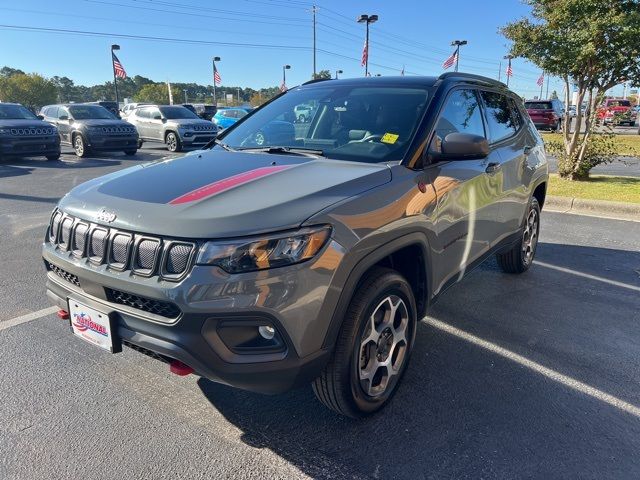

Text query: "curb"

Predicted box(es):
[545, 195, 640, 222]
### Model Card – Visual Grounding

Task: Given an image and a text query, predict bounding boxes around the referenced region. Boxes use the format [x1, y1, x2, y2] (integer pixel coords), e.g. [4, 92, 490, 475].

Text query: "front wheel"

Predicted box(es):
[496, 197, 541, 274]
[312, 267, 417, 417]
[46, 154, 60, 161]
[123, 149, 137, 156]
[73, 134, 89, 157]
[165, 132, 182, 152]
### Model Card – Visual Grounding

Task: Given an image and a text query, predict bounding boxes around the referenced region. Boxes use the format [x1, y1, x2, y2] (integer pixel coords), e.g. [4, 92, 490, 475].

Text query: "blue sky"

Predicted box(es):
[0, 0, 627, 97]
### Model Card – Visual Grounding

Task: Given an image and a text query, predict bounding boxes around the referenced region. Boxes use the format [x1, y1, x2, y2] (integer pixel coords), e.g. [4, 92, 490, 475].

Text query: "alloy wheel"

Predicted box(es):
[166, 133, 177, 151]
[521, 207, 539, 266]
[358, 295, 410, 397]
[74, 136, 84, 156]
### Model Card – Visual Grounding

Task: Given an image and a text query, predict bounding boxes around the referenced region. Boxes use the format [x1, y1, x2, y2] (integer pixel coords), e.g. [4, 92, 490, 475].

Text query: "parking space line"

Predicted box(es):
[426, 317, 640, 419]
[0, 306, 58, 332]
[534, 260, 640, 292]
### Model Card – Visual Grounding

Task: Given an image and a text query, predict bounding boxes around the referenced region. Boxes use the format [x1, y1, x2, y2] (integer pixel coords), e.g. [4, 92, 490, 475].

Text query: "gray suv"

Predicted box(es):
[41, 104, 138, 157]
[43, 73, 548, 417]
[0, 102, 60, 161]
[127, 105, 218, 152]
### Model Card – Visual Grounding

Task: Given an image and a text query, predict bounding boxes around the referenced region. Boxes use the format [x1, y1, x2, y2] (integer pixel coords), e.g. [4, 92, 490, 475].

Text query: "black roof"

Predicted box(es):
[299, 72, 508, 90]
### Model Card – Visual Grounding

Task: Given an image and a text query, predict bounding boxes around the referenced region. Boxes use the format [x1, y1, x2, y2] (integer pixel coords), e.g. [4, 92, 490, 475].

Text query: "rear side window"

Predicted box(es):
[136, 108, 149, 118]
[480, 91, 518, 143]
[433, 89, 485, 140]
[525, 102, 552, 110]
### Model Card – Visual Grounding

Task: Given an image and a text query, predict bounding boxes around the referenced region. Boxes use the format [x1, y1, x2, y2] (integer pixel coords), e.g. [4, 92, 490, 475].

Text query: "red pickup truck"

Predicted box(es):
[597, 98, 636, 126]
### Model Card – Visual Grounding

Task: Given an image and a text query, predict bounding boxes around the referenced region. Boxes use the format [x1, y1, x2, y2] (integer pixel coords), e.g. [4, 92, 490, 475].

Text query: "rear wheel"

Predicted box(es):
[73, 134, 89, 157]
[165, 132, 182, 152]
[496, 197, 541, 274]
[124, 149, 137, 156]
[312, 267, 417, 417]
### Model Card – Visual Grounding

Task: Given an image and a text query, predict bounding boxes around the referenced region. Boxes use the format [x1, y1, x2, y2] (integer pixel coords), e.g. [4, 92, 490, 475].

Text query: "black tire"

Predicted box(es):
[165, 131, 182, 152]
[137, 139, 144, 149]
[46, 154, 60, 161]
[73, 133, 89, 158]
[123, 149, 137, 156]
[496, 197, 541, 274]
[312, 267, 417, 418]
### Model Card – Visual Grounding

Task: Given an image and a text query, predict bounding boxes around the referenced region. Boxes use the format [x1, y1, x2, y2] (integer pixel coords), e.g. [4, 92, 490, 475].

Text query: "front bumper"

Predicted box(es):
[86, 134, 138, 151]
[179, 131, 216, 146]
[42, 237, 343, 394]
[0, 135, 60, 157]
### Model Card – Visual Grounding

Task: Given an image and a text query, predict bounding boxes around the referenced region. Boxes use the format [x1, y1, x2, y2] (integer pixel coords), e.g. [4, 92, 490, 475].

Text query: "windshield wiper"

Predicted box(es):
[212, 138, 236, 151]
[238, 146, 324, 157]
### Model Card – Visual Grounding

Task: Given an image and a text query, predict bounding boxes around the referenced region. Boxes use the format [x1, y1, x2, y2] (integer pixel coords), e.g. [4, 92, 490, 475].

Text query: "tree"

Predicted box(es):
[502, 0, 640, 180]
[0, 66, 25, 78]
[133, 83, 171, 104]
[312, 69, 332, 80]
[0, 73, 57, 110]
[51, 76, 76, 102]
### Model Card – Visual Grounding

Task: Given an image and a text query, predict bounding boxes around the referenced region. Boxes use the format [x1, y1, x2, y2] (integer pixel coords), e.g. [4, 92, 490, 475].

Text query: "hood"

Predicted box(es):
[0, 118, 54, 129]
[75, 119, 132, 128]
[58, 150, 391, 238]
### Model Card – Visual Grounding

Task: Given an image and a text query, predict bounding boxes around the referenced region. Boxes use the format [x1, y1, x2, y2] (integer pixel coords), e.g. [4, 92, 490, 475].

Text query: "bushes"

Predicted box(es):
[544, 131, 617, 180]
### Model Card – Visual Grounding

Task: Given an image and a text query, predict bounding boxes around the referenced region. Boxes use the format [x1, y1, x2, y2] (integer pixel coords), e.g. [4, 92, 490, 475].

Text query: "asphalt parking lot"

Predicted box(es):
[1, 147, 640, 479]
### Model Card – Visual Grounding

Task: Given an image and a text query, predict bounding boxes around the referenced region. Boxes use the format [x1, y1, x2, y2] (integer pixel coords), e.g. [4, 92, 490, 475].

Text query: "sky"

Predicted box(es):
[0, 0, 629, 98]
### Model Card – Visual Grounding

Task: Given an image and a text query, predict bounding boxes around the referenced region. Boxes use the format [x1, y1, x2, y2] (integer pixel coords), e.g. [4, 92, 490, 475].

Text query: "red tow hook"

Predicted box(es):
[57, 309, 70, 320]
[169, 360, 194, 376]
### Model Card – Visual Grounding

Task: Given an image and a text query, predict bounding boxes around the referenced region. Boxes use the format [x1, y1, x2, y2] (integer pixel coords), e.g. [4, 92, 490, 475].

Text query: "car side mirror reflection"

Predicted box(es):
[59, 115, 69, 121]
[429, 133, 490, 163]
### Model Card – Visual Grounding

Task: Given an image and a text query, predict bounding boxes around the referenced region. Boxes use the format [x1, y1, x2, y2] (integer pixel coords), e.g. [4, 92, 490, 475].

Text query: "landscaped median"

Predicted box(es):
[546, 174, 640, 220]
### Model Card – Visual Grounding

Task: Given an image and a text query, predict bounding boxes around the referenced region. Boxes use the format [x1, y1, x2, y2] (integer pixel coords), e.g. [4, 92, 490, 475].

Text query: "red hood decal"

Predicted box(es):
[168, 165, 293, 205]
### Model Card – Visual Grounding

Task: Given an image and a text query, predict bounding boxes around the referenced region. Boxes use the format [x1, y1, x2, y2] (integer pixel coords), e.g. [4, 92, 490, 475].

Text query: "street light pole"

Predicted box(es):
[450, 40, 467, 72]
[212, 56, 221, 106]
[357, 14, 379, 77]
[335, 69, 343, 79]
[282, 64, 291, 90]
[183, 89, 188, 104]
[312, 5, 317, 78]
[111, 44, 120, 105]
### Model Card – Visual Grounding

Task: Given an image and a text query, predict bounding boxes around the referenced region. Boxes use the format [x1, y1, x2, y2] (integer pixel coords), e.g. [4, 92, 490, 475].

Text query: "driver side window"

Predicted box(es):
[430, 89, 485, 154]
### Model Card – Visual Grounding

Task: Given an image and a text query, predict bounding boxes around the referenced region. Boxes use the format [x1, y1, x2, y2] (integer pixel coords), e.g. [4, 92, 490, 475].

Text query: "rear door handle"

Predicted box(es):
[485, 162, 501, 174]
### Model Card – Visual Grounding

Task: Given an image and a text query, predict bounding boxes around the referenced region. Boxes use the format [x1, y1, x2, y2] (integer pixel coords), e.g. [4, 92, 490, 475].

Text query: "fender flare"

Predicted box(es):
[321, 232, 433, 350]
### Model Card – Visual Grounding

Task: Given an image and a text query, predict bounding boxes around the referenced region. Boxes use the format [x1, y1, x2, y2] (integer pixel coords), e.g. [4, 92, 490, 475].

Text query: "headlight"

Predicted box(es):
[196, 226, 331, 273]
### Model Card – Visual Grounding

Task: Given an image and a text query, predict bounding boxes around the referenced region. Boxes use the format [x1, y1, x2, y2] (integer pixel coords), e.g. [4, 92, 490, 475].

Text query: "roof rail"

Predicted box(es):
[302, 77, 334, 86]
[437, 71, 507, 88]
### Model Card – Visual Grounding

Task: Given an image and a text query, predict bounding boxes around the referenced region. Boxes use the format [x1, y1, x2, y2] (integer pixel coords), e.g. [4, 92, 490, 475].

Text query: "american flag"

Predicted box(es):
[506, 63, 513, 77]
[213, 64, 221, 86]
[280, 81, 287, 92]
[442, 51, 458, 70]
[536, 72, 544, 86]
[361, 40, 368, 67]
[112, 52, 127, 79]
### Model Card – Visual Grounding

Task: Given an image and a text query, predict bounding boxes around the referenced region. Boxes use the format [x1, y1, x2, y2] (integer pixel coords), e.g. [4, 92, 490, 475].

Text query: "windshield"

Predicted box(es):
[69, 105, 116, 119]
[160, 106, 200, 119]
[0, 104, 38, 120]
[219, 85, 430, 163]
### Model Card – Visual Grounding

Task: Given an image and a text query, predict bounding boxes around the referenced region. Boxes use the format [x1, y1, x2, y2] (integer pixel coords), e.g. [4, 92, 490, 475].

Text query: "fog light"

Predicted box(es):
[258, 325, 275, 340]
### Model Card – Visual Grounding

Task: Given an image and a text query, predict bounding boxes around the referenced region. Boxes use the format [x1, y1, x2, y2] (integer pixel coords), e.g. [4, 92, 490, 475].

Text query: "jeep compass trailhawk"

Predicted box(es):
[43, 74, 548, 417]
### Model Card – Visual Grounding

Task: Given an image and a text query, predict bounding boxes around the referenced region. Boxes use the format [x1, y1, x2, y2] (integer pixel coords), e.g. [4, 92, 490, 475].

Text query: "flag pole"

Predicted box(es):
[540, 71, 544, 99]
[454, 44, 460, 72]
[110, 45, 120, 106]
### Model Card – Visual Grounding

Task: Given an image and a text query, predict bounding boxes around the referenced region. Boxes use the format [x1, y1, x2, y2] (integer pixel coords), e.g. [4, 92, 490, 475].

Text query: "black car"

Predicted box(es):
[41, 104, 138, 158]
[192, 103, 217, 120]
[0, 102, 61, 161]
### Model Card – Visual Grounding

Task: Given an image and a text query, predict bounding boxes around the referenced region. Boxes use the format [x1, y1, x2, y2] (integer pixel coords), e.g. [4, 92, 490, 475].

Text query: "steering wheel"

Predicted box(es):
[356, 133, 384, 143]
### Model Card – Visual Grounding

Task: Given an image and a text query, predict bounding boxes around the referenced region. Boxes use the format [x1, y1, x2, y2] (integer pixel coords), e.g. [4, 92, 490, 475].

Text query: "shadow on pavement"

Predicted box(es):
[198, 242, 640, 479]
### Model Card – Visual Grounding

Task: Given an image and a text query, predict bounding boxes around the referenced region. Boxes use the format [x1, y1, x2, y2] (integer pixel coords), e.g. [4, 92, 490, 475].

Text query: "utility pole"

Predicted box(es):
[546, 75, 550, 99]
[237, 87, 240, 105]
[183, 89, 188, 104]
[312, 5, 317, 78]
[498, 61, 502, 82]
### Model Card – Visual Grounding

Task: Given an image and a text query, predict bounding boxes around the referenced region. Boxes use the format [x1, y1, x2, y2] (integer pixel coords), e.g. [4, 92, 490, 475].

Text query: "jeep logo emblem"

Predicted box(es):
[96, 208, 117, 223]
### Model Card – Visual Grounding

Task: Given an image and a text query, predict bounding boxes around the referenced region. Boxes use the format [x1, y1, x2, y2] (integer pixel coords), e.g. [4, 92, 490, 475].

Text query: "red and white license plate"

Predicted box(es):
[68, 299, 115, 352]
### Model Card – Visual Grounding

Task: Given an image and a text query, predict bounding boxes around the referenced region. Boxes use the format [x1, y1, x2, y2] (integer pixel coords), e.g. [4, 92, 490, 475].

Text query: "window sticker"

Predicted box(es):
[381, 133, 399, 144]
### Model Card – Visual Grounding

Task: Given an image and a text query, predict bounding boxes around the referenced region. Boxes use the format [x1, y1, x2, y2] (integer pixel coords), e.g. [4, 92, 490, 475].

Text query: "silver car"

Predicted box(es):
[127, 105, 218, 152]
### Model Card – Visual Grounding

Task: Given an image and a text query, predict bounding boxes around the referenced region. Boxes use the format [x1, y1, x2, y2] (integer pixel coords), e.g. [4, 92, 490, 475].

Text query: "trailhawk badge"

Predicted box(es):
[96, 208, 117, 223]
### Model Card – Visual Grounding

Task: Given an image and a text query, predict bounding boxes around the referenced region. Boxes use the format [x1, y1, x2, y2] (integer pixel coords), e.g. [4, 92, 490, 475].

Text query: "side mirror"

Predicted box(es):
[37, 114, 44, 120]
[58, 115, 69, 121]
[440, 132, 489, 160]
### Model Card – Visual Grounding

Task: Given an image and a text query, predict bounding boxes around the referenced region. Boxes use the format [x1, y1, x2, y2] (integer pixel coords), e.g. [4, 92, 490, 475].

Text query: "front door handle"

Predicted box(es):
[485, 162, 501, 174]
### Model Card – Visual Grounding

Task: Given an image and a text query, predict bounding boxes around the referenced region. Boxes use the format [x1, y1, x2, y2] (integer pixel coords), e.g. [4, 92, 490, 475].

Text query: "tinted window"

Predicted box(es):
[525, 102, 553, 110]
[68, 105, 115, 120]
[480, 91, 517, 143]
[159, 106, 199, 119]
[0, 104, 38, 120]
[433, 89, 485, 141]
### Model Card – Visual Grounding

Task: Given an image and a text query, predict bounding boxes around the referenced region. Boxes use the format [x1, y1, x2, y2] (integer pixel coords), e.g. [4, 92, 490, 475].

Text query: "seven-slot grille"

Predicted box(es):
[48, 211, 195, 280]
[10, 127, 57, 136]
